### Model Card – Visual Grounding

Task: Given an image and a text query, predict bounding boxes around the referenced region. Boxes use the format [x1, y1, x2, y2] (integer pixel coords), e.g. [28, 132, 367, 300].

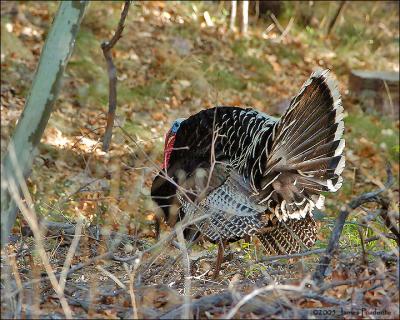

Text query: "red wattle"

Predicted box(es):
[162, 134, 175, 169]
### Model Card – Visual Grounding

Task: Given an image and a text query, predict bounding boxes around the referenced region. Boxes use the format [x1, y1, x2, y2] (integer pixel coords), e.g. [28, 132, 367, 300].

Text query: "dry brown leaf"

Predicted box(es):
[152, 112, 166, 121]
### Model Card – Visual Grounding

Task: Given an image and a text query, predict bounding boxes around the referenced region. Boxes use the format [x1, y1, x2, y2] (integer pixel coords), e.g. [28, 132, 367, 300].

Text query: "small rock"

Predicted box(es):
[172, 36, 192, 56]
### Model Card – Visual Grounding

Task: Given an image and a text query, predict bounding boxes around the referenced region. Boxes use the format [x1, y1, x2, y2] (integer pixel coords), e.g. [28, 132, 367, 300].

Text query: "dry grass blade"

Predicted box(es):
[176, 224, 191, 319]
[3, 145, 73, 318]
[59, 218, 84, 293]
[5, 177, 73, 318]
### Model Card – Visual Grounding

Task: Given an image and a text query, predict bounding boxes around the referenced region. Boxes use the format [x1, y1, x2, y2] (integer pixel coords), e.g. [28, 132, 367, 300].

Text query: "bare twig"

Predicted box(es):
[102, 0, 130, 151]
[6, 178, 73, 318]
[327, 1, 346, 35]
[379, 208, 399, 245]
[159, 238, 201, 282]
[275, 17, 294, 43]
[124, 256, 141, 320]
[96, 265, 127, 290]
[270, 13, 285, 34]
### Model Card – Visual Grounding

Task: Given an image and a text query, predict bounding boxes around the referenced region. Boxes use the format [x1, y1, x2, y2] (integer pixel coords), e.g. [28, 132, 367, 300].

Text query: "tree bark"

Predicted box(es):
[230, 0, 237, 31]
[1, 1, 88, 248]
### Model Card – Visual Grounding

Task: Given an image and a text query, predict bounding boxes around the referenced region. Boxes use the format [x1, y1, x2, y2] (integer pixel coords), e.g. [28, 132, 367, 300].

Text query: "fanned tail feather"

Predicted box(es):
[259, 69, 345, 221]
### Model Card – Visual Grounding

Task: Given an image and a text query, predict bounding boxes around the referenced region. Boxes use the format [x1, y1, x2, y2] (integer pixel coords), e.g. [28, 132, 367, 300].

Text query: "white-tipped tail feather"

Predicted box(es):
[259, 69, 345, 222]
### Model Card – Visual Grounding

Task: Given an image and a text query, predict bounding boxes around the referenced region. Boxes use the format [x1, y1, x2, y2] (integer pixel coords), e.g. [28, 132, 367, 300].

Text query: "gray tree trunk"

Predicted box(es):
[1, 1, 88, 248]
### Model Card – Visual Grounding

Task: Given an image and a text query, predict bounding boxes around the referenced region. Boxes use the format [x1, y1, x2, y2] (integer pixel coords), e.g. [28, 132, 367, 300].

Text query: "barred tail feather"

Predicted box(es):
[257, 216, 317, 255]
[259, 69, 345, 221]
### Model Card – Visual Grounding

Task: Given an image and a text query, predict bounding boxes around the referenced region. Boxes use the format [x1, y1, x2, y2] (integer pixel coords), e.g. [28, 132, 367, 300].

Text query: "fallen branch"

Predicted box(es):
[318, 275, 379, 292]
[8, 251, 114, 298]
[224, 279, 309, 319]
[160, 292, 233, 319]
[300, 292, 348, 306]
[313, 164, 394, 285]
[101, 0, 130, 151]
[368, 250, 398, 263]
[257, 248, 326, 263]
[29, 220, 149, 248]
[365, 233, 398, 243]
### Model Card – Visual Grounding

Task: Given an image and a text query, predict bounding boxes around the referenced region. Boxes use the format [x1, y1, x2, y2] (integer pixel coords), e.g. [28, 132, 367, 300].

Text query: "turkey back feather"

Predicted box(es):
[258, 69, 345, 222]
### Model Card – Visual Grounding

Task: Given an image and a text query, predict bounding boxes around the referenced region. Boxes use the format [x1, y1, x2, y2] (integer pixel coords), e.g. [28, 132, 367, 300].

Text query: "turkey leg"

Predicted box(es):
[213, 241, 227, 279]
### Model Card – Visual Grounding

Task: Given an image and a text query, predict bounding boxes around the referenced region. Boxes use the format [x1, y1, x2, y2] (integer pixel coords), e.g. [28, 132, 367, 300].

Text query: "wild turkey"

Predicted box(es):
[151, 69, 345, 276]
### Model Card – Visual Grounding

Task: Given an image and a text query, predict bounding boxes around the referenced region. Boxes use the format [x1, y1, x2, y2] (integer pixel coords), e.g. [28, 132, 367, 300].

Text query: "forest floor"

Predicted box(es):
[1, 1, 399, 319]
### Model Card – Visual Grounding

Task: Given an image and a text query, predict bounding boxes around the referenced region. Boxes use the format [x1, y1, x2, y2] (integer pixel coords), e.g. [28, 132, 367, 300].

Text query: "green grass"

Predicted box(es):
[339, 180, 353, 197]
[271, 44, 302, 64]
[241, 55, 273, 83]
[345, 112, 399, 162]
[231, 39, 251, 57]
[281, 1, 398, 71]
[170, 23, 200, 39]
[207, 68, 247, 91]
[317, 214, 398, 253]
[123, 120, 153, 141]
